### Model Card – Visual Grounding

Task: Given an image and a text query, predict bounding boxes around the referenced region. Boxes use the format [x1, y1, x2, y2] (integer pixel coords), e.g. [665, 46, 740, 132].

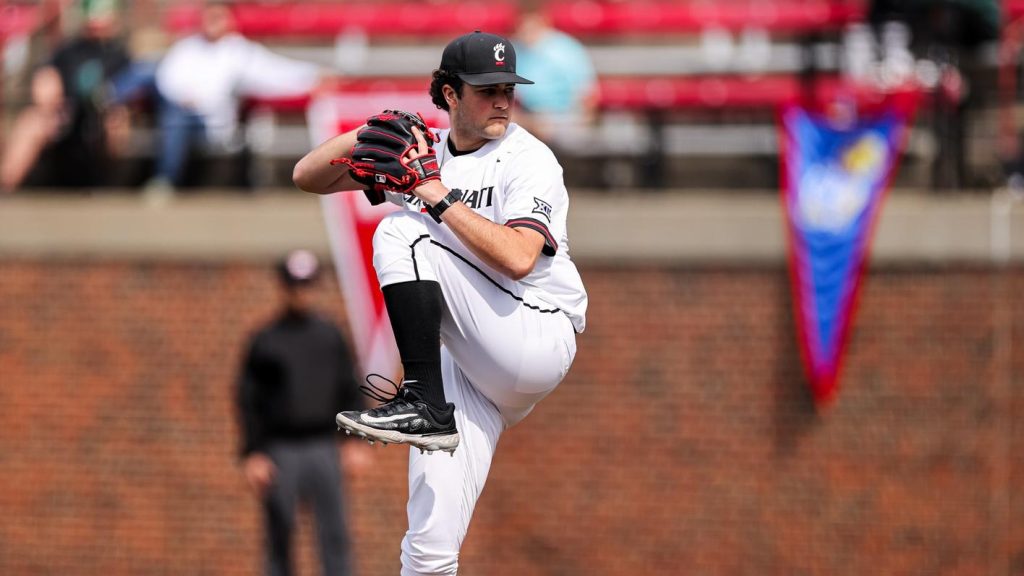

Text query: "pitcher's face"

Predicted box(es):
[448, 83, 516, 150]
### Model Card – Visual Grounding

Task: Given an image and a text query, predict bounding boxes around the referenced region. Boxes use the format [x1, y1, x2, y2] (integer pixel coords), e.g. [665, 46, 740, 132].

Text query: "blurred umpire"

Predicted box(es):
[236, 249, 367, 576]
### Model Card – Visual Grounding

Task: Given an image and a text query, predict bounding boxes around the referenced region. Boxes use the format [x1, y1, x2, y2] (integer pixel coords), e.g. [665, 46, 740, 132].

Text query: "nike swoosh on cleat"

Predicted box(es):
[361, 412, 419, 425]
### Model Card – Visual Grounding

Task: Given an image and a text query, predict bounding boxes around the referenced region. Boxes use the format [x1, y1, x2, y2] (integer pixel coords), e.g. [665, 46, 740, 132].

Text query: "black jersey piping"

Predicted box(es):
[408, 234, 562, 315]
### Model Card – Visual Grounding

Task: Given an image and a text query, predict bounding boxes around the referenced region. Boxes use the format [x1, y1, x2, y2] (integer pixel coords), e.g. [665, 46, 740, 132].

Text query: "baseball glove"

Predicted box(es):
[331, 110, 441, 202]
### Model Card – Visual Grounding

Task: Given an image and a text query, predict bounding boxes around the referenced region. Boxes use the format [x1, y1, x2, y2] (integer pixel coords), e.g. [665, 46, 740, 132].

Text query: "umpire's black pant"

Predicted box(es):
[264, 437, 352, 576]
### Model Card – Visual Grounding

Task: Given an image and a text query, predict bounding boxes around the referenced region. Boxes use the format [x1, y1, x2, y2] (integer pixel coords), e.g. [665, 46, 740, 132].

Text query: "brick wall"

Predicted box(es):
[0, 260, 1020, 576]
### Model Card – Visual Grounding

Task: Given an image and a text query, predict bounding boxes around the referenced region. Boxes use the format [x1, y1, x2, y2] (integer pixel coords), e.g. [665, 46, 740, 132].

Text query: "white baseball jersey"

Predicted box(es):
[383, 122, 588, 333]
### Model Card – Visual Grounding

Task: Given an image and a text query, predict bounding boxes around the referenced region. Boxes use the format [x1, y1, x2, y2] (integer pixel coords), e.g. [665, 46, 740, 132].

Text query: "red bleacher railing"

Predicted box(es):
[251, 74, 854, 116]
[597, 75, 848, 109]
[164, 0, 871, 38]
[0, 4, 41, 39]
[547, 0, 867, 35]
[165, 2, 518, 38]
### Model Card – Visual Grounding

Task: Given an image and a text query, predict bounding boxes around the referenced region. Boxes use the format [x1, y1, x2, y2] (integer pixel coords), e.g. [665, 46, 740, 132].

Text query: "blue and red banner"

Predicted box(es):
[779, 95, 916, 405]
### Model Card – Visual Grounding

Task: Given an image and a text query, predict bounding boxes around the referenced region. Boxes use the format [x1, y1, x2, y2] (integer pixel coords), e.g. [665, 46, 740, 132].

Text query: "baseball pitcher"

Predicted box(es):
[293, 31, 587, 576]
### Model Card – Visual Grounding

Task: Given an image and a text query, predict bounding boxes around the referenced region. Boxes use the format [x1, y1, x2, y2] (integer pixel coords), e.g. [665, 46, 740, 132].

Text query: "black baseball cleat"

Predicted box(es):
[337, 376, 459, 455]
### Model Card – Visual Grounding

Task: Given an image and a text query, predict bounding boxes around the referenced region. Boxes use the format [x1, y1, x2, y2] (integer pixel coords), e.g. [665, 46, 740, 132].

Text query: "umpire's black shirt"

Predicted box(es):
[237, 308, 361, 455]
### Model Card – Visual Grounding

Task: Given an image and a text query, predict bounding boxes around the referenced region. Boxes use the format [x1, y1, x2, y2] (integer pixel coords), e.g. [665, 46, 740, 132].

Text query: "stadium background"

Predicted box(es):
[1, 1, 1023, 575]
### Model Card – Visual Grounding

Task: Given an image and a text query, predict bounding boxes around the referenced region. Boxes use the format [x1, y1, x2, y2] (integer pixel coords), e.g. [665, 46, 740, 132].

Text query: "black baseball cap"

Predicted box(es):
[440, 31, 534, 86]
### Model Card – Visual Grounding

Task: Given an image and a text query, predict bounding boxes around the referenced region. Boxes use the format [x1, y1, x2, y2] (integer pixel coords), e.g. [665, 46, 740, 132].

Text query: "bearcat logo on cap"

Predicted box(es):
[493, 43, 505, 66]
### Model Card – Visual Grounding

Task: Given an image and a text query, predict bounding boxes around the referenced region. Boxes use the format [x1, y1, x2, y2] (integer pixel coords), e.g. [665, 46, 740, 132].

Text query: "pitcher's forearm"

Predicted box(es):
[292, 128, 363, 194]
[414, 181, 544, 280]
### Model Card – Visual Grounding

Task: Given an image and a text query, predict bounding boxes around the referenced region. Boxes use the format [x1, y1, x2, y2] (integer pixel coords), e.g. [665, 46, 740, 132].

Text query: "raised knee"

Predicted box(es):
[372, 211, 429, 250]
[400, 535, 458, 576]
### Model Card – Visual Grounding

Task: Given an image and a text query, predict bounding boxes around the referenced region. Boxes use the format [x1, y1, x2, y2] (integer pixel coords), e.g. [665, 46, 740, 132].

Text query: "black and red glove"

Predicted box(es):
[331, 110, 440, 203]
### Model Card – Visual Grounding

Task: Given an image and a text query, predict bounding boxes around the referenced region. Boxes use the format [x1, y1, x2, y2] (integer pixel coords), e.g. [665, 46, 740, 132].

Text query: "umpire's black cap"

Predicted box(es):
[276, 249, 321, 287]
[440, 31, 534, 86]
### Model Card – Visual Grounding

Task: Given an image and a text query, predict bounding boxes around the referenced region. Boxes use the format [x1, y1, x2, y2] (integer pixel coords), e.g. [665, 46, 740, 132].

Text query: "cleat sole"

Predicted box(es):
[336, 413, 459, 454]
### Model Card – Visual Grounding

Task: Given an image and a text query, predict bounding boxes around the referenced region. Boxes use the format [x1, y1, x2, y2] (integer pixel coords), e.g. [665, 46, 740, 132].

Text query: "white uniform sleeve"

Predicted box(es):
[235, 40, 322, 98]
[501, 148, 566, 257]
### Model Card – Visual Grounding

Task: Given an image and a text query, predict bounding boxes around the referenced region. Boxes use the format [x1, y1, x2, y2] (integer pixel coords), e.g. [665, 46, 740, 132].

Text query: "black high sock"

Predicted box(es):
[381, 281, 447, 410]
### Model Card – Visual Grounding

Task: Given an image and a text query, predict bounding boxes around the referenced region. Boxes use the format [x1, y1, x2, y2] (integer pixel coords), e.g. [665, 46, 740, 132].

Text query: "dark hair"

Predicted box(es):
[429, 69, 464, 112]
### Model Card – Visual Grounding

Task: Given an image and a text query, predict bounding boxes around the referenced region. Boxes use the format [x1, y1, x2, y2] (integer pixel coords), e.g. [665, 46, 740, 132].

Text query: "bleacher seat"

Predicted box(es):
[0, 4, 40, 40]
[546, 0, 865, 36]
[252, 74, 849, 117]
[164, 2, 518, 39]
[164, 1, 867, 40]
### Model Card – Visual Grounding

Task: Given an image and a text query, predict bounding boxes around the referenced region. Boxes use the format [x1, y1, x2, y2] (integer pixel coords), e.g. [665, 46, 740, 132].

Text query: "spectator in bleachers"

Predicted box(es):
[511, 5, 598, 148]
[146, 1, 328, 198]
[0, 0, 134, 193]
